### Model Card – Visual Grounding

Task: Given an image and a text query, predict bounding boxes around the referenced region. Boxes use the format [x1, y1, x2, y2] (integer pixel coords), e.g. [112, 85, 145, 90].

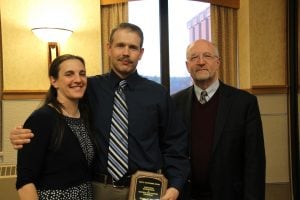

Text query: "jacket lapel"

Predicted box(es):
[184, 86, 194, 138]
[212, 82, 234, 154]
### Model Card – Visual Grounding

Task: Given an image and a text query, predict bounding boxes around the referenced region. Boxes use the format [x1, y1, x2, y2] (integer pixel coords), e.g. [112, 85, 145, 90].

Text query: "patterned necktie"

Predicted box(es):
[108, 80, 128, 181]
[199, 90, 208, 104]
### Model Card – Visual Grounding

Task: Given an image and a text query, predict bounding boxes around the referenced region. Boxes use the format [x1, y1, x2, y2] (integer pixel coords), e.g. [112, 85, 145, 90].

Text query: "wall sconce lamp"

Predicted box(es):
[31, 27, 73, 65]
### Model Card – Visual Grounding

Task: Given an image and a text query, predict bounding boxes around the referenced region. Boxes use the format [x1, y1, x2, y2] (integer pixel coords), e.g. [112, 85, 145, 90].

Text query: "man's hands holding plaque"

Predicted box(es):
[161, 187, 179, 200]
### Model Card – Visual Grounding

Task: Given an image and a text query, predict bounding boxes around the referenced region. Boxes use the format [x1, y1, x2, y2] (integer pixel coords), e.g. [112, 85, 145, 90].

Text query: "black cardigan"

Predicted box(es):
[16, 105, 93, 190]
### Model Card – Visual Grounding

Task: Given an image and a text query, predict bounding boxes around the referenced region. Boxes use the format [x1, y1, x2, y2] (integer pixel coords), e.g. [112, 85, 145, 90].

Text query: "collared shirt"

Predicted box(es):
[194, 80, 220, 103]
[87, 70, 189, 190]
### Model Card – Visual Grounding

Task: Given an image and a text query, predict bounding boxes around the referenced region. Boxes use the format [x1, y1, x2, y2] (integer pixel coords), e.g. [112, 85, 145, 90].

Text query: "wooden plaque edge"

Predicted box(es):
[128, 170, 168, 200]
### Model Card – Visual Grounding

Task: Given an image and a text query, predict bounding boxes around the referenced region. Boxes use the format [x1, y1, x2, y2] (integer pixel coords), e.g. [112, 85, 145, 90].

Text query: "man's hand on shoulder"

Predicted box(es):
[9, 125, 34, 150]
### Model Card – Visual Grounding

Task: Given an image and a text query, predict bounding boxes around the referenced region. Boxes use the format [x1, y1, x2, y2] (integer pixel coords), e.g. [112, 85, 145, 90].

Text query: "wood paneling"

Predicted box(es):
[245, 85, 288, 95]
[2, 86, 287, 100]
[3, 90, 46, 100]
[102, 0, 239, 9]
[101, 0, 128, 5]
[193, 0, 239, 9]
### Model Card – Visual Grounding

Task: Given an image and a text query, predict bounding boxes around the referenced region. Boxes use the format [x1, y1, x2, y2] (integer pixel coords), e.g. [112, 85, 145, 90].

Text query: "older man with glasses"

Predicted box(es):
[172, 39, 266, 200]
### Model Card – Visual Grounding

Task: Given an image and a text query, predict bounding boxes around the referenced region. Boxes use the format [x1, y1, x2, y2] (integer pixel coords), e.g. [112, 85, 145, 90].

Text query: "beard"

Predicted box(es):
[194, 70, 210, 81]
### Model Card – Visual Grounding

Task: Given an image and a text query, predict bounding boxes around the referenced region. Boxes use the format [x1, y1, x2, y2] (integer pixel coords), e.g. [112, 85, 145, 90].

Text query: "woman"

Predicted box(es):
[16, 54, 95, 200]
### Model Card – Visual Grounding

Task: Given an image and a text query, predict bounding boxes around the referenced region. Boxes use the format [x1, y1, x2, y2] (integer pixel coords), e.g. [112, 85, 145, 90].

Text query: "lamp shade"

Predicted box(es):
[31, 27, 73, 43]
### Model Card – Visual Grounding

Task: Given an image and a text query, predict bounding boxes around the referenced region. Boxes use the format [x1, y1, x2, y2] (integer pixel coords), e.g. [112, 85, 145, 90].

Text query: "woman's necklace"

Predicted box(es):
[62, 107, 80, 118]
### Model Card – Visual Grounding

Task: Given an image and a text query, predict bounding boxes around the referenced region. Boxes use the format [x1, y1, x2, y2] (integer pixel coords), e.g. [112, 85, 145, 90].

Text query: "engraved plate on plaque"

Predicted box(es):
[128, 171, 168, 200]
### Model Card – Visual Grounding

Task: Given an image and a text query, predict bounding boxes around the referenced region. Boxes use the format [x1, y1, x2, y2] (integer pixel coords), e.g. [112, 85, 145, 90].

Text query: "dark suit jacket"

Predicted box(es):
[172, 81, 266, 200]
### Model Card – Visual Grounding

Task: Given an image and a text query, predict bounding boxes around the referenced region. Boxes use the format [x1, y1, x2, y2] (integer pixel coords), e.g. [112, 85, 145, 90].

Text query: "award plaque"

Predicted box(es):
[128, 170, 168, 200]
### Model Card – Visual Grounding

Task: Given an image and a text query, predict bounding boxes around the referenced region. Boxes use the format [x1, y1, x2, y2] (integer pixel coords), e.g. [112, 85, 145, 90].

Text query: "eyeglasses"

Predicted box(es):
[188, 53, 219, 62]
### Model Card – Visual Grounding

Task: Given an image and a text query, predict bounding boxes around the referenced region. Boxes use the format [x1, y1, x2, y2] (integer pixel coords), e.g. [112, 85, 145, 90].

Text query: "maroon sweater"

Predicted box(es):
[191, 89, 219, 196]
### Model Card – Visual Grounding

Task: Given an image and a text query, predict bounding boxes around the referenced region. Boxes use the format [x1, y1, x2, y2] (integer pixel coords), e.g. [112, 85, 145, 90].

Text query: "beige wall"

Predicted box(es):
[238, 0, 250, 88]
[238, 0, 286, 88]
[2, 100, 42, 164]
[258, 94, 289, 183]
[1, 0, 102, 90]
[237, 0, 290, 183]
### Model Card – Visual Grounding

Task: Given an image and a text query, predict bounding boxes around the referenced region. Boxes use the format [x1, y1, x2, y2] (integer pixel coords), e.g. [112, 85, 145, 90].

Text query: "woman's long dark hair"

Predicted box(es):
[43, 54, 93, 151]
